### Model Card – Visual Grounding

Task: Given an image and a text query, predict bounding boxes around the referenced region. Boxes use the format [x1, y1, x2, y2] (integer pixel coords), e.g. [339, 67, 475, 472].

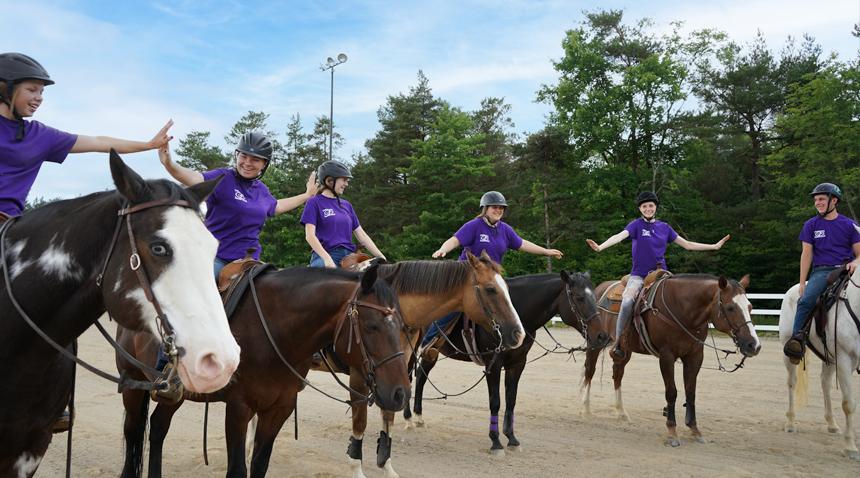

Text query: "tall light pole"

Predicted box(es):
[321, 53, 347, 162]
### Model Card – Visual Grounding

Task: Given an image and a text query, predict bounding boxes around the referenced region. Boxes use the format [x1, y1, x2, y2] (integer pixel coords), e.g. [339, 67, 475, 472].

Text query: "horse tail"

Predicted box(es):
[794, 353, 810, 408]
[123, 393, 150, 478]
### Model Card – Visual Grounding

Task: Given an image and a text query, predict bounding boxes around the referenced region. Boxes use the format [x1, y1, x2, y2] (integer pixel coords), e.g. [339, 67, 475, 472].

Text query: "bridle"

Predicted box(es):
[469, 266, 505, 352]
[0, 197, 196, 392]
[564, 279, 600, 340]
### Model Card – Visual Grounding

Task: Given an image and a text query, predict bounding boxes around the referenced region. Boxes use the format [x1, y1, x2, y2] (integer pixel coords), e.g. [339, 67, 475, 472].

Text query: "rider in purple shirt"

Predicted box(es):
[587, 191, 730, 359]
[0, 52, 173, 218]
[1, 52, 175, 433]
[158, 132, 315, 277]
[783, 183, 860, 362]
[422, 191, 564, 346]
[302, 160, 385, 268]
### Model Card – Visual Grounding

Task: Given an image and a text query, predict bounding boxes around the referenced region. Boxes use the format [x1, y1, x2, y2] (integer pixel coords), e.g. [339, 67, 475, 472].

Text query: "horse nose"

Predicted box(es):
[510, 328, 525, 348]
[390, 386, 409, 411]
[194, 348, 239, 383]
[595, 332, 610, 348]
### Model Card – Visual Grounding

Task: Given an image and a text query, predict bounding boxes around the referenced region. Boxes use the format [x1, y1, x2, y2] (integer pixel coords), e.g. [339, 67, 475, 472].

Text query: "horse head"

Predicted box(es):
[101, 150, 240, 393]
[560, 270, 608, 350]
[336, 262, 411, 411]
[713, 274, 761, 357]
[463, 250, 525, 350]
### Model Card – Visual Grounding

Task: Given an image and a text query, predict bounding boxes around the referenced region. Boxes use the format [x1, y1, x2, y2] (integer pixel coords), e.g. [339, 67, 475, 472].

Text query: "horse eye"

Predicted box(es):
[150, 242, 172, 257]
[485, 286, 497, 295]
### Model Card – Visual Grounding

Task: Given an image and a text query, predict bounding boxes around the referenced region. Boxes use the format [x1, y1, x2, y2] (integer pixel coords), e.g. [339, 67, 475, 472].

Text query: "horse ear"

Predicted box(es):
[738, 274, 750, 289]
[718, 276, 728, 290]
[466, 250, 479, 267]
[584, 270, 591, 281]
[560, 270, 571, 282]
[361, 261, 380, 293]
[110, 149, 149, 203]
[187, 175, 224, 203]
[479, 250, 492, 263]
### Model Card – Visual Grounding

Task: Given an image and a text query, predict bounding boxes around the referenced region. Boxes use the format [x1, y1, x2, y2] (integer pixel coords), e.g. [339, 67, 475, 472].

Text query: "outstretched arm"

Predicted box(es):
[432, 236, 461, 258]
[158, 144, 203, 186]
[275, 171, 317, 215]
[520, 240, 563, 259]
[586, 230, 630, 252]
[674, 234, 730, 251]
[71, 119, 174, 154]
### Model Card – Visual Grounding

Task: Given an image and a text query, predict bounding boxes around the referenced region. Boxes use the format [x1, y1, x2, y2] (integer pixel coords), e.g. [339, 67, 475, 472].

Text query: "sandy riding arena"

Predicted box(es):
[41, 324, 858, 477]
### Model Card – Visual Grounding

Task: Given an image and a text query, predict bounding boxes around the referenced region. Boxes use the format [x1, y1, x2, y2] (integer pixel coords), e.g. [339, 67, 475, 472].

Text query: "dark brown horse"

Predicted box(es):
[584, 274, 760, 446]
[117, 263, 410, 478]
[0, 151, 240, 477]
[316, 251, 525, 477]
[409, 271, 605, 455]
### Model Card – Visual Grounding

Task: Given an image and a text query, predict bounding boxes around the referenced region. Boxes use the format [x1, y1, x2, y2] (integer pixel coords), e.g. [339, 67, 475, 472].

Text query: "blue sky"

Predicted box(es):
[4, 0, 858, 201]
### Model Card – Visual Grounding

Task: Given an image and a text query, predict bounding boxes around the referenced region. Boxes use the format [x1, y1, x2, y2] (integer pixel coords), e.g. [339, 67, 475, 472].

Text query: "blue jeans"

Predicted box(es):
[792, 266, 837, 335]
[421, 312, 462, 347]
[309, 246, 352, 268]
[214, 257, 229, 282]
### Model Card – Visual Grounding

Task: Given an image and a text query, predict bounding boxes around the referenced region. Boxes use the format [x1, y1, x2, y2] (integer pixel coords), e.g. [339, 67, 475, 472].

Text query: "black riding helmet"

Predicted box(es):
[0, 53, 54, 140]
[235, 132, 273, 179]
[480, 191, 507, 208]
[636, 191, 659, 206]
[317, 160, 353, 189]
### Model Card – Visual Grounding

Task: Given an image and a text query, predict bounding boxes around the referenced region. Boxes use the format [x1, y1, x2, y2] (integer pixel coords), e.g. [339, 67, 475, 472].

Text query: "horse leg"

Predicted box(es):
[835, 358, 859, 460]
[146, 400, 183, 478]
[580, 347, 599, 417]
[409, 348, 438, 429]
[378, 410, 399, 478]
[659, 353, 680, 447]
[486, 360, 505, 456]
[783, 354, 799, 433]
[821, 361, 841, 433]
[681, 352, 705, 443]
[348, 371, 369, 478]
[249, 403, 293, 478]
[120, 389, 150, 478]
[225, 400, 254, 478]
[503, 360, 526, 451]
[611, 353, 632, 421]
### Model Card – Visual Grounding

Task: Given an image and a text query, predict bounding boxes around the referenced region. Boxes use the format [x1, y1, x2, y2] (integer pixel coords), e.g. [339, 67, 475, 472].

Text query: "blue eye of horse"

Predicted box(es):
[150, 242, 172, 257]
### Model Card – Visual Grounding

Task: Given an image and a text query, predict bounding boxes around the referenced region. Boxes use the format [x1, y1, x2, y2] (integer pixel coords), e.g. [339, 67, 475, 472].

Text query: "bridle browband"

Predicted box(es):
[0, 197, 195, 392]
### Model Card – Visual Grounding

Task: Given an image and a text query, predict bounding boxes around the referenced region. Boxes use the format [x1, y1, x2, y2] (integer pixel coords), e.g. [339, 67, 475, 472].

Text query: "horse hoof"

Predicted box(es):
[665, 438, 681, 447]
[844, 450, 860, 461]
[828, 426, 841, 434]
[382, 459, 399, 478]
[403, 419, 414, 430]
[617, 413, 630, 422]
[694, 436, 705, 444]
[784, 423, 797, 433]
[507, 445, 522, 452]
[490, 448, 505, 457]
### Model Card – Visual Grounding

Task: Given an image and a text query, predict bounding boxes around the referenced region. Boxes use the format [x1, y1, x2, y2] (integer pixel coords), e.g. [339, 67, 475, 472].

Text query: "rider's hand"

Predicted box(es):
[546, 249, 564, 259]
[714, 234, 731, 250]
[324, 257, 337, 269]
[305, 171, 318, 197]
[586, 239, 600, 252]
[148, 119, 174, 150]
[432, 249, 446, 259]
[158, 145, 172, 166]
[847, 259, 860, 274]
[798, 283, 806, 297]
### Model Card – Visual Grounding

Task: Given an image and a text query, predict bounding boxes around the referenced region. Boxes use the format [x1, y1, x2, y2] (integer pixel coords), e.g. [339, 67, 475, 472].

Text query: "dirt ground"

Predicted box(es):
[39, 324, 859, 477]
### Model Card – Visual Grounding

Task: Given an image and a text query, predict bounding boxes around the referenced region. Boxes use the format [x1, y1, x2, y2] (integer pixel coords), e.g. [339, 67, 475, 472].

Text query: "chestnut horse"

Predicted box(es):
[117, 263, 410, 478]
[317, 251, 525, 478]
[586, 274, 760, 446]
[409, 271, 605, 455]
[0, 151, 240, 477]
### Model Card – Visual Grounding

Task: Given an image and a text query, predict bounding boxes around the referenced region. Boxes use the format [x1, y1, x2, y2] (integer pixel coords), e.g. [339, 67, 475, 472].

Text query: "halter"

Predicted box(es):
[0, 197, 195, 392]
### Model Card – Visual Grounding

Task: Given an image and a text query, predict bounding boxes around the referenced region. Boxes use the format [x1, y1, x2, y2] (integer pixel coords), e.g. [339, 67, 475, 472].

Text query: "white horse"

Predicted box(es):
[780, 279, 860, 460]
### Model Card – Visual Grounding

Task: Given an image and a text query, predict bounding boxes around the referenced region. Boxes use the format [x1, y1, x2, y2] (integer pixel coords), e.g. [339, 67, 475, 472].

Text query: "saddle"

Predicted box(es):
[802, 267, 853, 362]
[217, 253, 275, 320]
[598, 269, 671, 315]
[341, 252, 373, 271]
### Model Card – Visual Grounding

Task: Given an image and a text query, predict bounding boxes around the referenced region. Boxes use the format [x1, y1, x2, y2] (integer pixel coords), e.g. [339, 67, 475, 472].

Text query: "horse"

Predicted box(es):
[780, 278, 860, 460]
[0, 150, 241, 477]
[591, 274, 760, 447]
[117, 263, 411, 478]
[315, 251, 525, 478]
[409, 271, 605, 455]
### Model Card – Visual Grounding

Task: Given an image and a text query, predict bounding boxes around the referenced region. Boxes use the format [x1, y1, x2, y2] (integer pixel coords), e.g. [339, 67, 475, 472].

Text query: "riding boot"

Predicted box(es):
[611, 299, 635, 359]
[151, 361, 184, 404]
[784, 314, 812, 364]
[52, 409, 71, 434]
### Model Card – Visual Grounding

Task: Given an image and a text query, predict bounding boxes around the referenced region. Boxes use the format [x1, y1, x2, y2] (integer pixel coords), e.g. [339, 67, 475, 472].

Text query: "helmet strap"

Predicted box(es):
[820, 195, 837, 217]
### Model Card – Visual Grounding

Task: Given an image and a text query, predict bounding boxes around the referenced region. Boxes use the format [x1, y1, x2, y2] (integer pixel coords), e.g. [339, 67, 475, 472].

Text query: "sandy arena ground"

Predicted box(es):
[39, 324, 859, 477]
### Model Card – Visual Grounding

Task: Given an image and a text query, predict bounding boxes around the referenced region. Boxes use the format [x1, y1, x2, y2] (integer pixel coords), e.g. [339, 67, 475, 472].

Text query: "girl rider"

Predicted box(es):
[586, 191, 730, 359]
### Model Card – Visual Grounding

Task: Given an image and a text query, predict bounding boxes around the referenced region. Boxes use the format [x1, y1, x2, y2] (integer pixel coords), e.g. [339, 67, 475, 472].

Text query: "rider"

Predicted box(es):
[301, 160, 385, 268]
[158, 132, 315, 278]
[586, 191, 730, 359]
[1, 52, 173, 434]
[0, 52, 173, 218]
[783, 183, 860, 363]
[421, 191, 564, 347]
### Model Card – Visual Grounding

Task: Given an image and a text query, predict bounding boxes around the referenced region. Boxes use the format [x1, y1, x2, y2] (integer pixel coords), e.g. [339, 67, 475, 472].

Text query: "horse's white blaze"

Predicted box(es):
[37, 239, 80, 281]
[14, 452, 41, 478]
[126, 207, 239, 393]
[495, 274, 524, 347]
[734, 294, 761, 349]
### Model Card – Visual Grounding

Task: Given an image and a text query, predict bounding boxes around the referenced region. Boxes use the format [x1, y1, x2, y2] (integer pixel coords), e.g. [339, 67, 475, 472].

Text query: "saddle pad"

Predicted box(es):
[221, 263, 276, 320]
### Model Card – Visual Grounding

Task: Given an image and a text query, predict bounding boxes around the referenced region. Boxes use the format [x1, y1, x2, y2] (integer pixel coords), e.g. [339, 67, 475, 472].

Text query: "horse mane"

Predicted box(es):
[377, 260, 498, 295]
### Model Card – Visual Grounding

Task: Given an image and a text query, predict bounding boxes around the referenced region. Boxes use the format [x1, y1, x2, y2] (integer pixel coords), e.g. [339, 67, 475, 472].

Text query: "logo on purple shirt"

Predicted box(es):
[234, 189, 247, 202]
[322, 208, 336, 218]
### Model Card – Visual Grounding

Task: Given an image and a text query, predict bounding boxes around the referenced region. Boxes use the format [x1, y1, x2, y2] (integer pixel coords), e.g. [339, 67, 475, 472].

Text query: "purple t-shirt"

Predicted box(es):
[201, 168, 276, 261]
[454, 217, 523, 263]
[799, 214, 860, 267]
[300, 195, 360, 252]
[625, 218, 679, 277]
[0, 116, 77, 216]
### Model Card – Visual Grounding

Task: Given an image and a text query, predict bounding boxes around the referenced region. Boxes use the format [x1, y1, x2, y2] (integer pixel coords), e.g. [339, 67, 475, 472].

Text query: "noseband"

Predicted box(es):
[565, 281, 599, 338]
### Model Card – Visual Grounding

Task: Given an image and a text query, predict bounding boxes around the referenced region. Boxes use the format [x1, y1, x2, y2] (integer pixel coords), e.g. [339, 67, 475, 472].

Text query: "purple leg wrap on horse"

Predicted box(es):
[490, 415, 499, 433]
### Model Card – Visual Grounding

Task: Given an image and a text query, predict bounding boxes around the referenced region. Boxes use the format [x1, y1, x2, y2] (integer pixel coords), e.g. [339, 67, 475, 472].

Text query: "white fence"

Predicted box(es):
[551, 292, 785, 332]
